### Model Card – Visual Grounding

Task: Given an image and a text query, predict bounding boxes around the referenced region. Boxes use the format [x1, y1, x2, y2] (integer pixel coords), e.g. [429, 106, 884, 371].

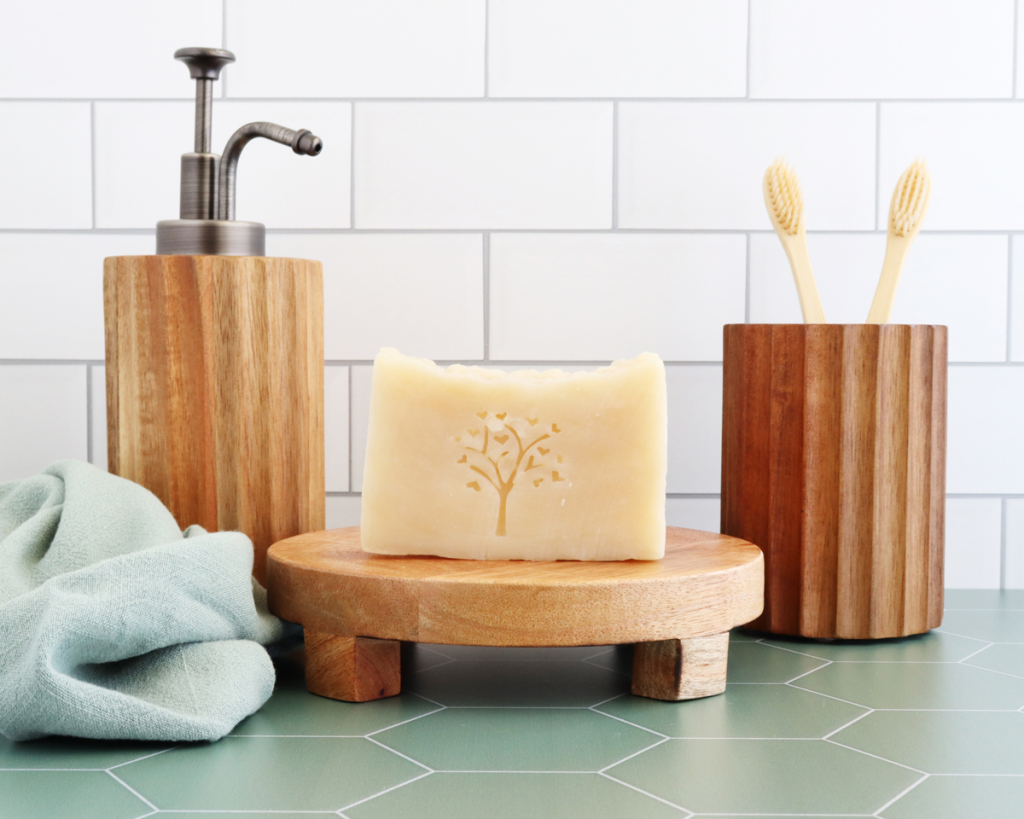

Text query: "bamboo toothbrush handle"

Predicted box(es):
[866, 236, 910, 324]
[782, 233, 827, 324]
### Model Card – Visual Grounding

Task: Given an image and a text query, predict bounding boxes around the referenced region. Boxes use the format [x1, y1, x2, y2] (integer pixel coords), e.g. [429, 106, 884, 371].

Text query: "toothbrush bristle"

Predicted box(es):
[890, 158, 932, 237]
[765, 158, 804, 236]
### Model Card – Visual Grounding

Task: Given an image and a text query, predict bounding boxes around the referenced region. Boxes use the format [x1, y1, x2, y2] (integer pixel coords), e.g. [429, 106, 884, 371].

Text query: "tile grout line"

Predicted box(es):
[364, 706, 447, 737]
[600, 772, 692, 815]
[822, 708, 875, 739]
[872, 773, 930, 817]
[824, 738, 928, 775]
[590, 710, 669, 740]
[364, 735, 434, 771]
[599, 736, 671, 771]
[106, 769, 158, 812]
[336, 770, 434, 814]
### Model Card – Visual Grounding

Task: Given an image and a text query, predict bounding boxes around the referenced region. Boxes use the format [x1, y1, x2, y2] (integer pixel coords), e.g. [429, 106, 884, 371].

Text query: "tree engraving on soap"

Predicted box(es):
[458, 413, 564, 536]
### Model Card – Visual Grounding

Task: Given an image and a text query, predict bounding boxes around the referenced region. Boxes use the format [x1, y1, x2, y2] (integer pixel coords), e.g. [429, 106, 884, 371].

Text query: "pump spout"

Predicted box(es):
[216, 122, 323, 221]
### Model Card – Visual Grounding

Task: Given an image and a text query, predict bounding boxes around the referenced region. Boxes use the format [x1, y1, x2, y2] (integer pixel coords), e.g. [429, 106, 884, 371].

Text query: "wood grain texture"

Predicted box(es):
[305, 632, 401, 702]
[721, 324, 947, 639]
[631, 633, 729, 701]
[104, 255, 325, 583]
[267, 527, 764, 647]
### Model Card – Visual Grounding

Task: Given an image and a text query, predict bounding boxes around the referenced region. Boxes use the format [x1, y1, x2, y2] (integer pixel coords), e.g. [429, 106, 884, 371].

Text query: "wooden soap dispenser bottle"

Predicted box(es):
[104, 47, 325, 583]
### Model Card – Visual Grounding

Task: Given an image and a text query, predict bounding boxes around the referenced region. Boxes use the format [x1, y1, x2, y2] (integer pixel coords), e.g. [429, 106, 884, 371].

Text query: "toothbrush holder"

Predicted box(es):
[720, 324, 947, 639]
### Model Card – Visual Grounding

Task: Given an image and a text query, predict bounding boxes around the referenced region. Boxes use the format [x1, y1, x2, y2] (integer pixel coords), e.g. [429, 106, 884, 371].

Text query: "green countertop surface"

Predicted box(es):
[3, 589, 1024, 818]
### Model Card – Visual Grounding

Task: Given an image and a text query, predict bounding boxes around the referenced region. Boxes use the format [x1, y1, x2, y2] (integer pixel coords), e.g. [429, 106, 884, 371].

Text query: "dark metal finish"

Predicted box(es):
[156, 219, 265, 256]
[217, 122, 323, 221]
[179, 153, 218, 220]
[161, 47, 322, 256]
[174, 47, 235, 80]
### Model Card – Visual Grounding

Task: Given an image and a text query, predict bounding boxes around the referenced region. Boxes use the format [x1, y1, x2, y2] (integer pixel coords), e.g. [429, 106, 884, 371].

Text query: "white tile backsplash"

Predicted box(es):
[0, 1, 220, 98]
[1011, 236, 1024, 362]
[267, 234, 484, 362]
[0, 103, 92, 229]
[944, 498, 1004, 590]
[1006, 500, 1024, 588]
[947, 367, 1024, 494]
[490, 233, 745, 361]
[90, 365, 107, 471]
[618, 102, 876, 229]
[96, 102, 351, 229]
[666, 365, 722, 494]
[0, 234, 154, 360]
[489, 0, 747, 98]
[325, 496, 363, 529]
[749, 0, 1014, 100]
[666, 498, 721, 534]
[879, 103, 1024, 231]
[324, 366, 350, 493]
[354, 102, 613, 228]
[0, 366, 87, 482]
[3, 2, 1024, 587]
[749, 233, 1009, 362]
[350, 365, 373, 493]
[226, 0, 485, 98]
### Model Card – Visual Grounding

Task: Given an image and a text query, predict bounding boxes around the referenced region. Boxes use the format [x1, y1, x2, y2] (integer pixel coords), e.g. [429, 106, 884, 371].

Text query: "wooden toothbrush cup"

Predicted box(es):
[104, 255, 325, 584]
[721, 324, 947, 639]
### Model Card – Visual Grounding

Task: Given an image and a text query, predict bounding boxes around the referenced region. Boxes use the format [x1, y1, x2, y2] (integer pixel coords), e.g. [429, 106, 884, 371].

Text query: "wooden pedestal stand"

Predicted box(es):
[104, 255, 325, 583]
[267, 527, 764, 702]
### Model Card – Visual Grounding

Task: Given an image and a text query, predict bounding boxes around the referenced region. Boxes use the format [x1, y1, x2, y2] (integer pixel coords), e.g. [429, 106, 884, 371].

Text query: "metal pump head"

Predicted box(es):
[155, 47, 324, 256]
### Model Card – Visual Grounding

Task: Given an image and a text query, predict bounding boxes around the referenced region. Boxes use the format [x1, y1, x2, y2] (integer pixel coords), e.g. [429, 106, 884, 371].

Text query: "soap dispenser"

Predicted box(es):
[104, 47, 325, 583]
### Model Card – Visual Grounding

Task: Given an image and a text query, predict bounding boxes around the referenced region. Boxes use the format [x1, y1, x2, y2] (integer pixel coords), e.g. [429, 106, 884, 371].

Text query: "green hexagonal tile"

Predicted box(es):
[374, 708, 659, 771]
[938, 610, 1024, 642]
[407, 659, 629, 706]
[232, 659, 439, 736]
[965, 644, 1024, 678]
[115, 737, 424, 811]
[729, 628, 761, 642]
[762, 630, 986, 663]
[944, 590, 1024, 609]
[727, 642, 828, 683]
[794, 661, 1024, 709]
[0, 771, 150, 819]
[608, 738, 919, 814]
[0, 735, 169, 770]
[834, 711, 1024, 774]
[344, 772, 684, 818]
[880, 775, 1024, 819]
[597, 684, 866, 738]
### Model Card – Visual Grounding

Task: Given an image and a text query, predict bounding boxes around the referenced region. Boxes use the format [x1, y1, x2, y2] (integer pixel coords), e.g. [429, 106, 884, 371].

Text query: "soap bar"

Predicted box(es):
[360, 348, 667, 561]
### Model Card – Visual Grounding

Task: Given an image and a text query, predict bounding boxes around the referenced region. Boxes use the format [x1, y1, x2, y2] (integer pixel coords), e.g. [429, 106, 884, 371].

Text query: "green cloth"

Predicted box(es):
[0, 460, 295, 742]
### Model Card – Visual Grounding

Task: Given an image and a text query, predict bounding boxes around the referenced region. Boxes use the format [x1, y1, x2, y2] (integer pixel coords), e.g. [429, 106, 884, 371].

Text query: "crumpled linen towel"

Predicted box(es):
[0, 459, 296, 742]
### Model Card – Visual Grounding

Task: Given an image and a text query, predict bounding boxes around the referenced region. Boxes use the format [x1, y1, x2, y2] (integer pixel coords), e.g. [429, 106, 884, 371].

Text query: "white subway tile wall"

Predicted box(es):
[0, 0, 1019, 587]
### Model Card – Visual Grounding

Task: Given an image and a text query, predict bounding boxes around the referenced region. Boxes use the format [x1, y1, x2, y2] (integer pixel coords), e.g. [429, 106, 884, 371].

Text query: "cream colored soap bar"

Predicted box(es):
[360, 348, 667, 561]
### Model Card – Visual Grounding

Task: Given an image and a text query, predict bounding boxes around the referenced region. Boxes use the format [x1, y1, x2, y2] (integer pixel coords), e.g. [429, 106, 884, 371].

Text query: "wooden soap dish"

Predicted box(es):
[266, 527, 763, 702]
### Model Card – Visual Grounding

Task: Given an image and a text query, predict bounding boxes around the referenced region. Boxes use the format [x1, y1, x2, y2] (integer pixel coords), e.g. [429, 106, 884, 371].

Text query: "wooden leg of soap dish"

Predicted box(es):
[304, 632, 401, 702]
[631, 633, 729, 701]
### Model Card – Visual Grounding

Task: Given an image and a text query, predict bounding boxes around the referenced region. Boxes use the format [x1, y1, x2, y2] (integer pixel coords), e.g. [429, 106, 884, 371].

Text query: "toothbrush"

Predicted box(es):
[763, 158, 827, 324]
[866, 159, 932, 324]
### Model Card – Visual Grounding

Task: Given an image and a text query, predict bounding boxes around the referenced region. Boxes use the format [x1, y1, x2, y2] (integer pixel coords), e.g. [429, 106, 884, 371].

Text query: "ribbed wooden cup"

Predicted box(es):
[721, 324, 947, 639]
[104, 255, 325, 583]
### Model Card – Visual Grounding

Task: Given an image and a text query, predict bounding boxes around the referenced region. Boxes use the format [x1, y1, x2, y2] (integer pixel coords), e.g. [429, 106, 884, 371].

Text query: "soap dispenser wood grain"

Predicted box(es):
[104, 47, 324, 583]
